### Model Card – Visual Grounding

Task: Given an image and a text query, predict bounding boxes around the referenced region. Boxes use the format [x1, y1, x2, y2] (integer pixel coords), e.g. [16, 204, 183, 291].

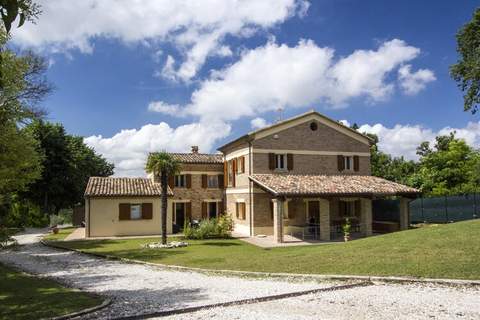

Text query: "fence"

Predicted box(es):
[373, 193, 479, 224]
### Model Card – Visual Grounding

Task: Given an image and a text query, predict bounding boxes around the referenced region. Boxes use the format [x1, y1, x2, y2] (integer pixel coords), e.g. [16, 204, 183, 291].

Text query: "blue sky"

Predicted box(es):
[11, 0, 480, 176]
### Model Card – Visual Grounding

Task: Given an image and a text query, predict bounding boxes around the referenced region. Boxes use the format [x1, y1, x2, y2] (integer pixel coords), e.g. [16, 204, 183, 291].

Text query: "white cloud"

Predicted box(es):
[84, 121, 230, 177]
[250, 117, 270, 129]
[358, 122, 480, 160]
[169, 39, 434, 123]
[148, 101, 182, 115]
[339, 119, 351, 127]
[13, 0, 308, 81]
[398, 64, 436, 95]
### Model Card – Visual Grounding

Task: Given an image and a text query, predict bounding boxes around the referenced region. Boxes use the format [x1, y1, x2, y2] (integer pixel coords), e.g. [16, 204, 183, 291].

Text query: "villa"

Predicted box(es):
[84, 110, 420, 242]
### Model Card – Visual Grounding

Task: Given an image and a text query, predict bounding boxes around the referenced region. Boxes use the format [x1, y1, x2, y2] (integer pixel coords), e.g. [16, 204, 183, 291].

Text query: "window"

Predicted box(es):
[175, 174, 186, 187]
[130, 204, 142, 220]
[339, 201, 356, 217]
[344, 156, 353, 171]
[207, 175, 219, 188]
[275, 154, 287, 170]
[227, 161, 234, 187]
[310, 122, 318, 131]
[208, 202, 218, 218]
[236, 202, 246, 220]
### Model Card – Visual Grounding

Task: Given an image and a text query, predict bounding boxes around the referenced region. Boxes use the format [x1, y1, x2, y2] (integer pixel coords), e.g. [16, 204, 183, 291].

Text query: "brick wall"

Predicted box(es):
[252, 153, 370, 175]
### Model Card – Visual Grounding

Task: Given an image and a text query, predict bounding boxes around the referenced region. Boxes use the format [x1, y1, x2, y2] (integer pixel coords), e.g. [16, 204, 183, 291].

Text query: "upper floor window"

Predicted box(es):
[175, 174, 186, 187]
[275, 154, 287, 170]
[227, 160, 234, 187]
[207, 175, 219, 188]
[344, 156, 353, 171]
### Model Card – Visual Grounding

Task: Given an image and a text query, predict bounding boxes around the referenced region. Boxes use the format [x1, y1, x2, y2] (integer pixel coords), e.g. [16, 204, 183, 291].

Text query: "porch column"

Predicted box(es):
[319, 199, 330, 241]
[399, 197, 409, 230]
[272, 198, 284, 243]
[360, 198, 372, 237]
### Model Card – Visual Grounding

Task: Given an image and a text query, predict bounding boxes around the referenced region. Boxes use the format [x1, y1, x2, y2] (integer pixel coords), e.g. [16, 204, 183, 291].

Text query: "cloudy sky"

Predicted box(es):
[11, 0, 480, 176]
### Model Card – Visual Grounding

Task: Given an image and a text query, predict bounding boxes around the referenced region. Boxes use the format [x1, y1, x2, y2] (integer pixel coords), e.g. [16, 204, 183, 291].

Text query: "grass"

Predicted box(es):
[43, 227, 76, 241]
[49, 219, 480, 280]
[0, 263, 102, 320]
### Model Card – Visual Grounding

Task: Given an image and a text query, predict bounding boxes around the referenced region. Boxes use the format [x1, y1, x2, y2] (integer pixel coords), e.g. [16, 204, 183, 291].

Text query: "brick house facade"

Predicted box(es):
[85, 110, 419, 240]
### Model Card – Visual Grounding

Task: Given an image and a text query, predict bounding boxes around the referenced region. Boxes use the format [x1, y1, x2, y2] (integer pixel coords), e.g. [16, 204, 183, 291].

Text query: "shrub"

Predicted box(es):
[183, 214, 234, 240]
[0, 227, 16, 248]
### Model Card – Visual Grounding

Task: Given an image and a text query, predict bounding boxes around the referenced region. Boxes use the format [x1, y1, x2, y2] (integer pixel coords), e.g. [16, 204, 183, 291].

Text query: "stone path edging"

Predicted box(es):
[42, 240, 480, 287]
[50, 298, 112, 320]
[113, 281, 373, 320]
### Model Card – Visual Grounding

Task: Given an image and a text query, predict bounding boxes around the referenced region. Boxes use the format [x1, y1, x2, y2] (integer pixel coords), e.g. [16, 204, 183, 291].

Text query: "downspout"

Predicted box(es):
[248, 139, 253, 236]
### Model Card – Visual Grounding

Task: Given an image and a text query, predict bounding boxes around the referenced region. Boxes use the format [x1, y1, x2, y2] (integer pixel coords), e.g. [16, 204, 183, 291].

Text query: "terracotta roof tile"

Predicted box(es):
[249, 174, 420, 197]
[170, 153, 223, 164]
[85, 177, 173, 197]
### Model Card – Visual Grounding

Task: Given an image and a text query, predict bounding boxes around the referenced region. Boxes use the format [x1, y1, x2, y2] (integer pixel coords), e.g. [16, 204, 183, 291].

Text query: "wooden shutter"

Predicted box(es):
[186, 174, 192, 188]
[240, 156, 245, 173]
[241, 203, 246, 220]
[218, 174, 224, 188]
[287, 154, 294, 171]
[168, 175, 174, 189]
[202, 202, 208, 219]
[268, 153, 275, 170]
[202, 174, 208, 188]
[218, 200, 224, 215]
[353, 155, 360, 172]
[337, 155, 345, 172]
[119, 203, 130, 220]
[142, 203, 153, 219]
[235, 203, 239, 218]
[223, 161, 228, 186]
[232, 160, 236, 187]
[186, 202, 192, 221]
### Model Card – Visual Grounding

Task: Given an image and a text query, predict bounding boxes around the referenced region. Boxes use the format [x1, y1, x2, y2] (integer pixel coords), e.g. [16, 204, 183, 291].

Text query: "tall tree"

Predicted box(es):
[450, 8, 480, 114]
[145, 152, 180, 244]
[67, 135, 114, 205]
[0, 0, 40, 33]
[22, 121, 114, 215]
[410, 134, 480, 195]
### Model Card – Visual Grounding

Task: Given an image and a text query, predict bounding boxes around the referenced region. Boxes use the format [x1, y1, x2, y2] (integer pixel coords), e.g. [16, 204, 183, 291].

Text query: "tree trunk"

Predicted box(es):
[161, 170, 168, 245]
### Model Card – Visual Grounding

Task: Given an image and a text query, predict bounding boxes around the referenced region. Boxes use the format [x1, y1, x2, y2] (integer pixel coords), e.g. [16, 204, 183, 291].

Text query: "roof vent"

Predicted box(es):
[191, 146, 199, 154]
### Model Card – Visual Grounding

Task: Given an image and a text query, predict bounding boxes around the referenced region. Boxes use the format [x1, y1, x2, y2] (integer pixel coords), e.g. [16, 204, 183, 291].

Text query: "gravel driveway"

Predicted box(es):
[1, 231, 479, 320]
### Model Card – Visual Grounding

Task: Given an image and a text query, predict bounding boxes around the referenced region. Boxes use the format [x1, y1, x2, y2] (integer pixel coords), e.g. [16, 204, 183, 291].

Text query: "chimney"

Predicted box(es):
[191, 146, 199, 154]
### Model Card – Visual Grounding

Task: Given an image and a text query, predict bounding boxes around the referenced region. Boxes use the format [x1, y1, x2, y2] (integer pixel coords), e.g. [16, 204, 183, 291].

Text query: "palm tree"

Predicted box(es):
[145, 152, 180, 244]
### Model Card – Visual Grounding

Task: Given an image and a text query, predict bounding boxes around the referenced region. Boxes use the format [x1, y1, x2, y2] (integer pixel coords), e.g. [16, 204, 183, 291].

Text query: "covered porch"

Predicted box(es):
[250, 174, 420, 244]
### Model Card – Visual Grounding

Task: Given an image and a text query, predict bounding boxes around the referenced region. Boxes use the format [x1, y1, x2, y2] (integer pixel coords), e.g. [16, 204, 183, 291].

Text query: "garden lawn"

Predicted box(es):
[43, 227, 76, 241]
[50, 220, 480, 280]
[0, 263, 102, 320]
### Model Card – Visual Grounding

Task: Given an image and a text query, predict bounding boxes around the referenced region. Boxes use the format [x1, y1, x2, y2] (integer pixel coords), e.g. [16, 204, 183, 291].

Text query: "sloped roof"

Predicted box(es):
[249, 174, 420, 197]
[217, 110, 374, 152]
[85, 177, 173, 197]
[170, 153, 223, 164]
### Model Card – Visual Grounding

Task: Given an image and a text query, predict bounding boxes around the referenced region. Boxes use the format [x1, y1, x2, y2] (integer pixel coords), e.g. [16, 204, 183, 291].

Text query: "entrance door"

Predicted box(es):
[307, 201, 320, 239]
[174, 203, 185, 232]
[308, 201, 320, 224]
[208, 202, 218, 219]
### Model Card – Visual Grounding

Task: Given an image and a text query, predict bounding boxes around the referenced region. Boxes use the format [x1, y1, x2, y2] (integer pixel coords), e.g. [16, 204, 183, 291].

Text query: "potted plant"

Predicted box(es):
[342, 218, 351, 242]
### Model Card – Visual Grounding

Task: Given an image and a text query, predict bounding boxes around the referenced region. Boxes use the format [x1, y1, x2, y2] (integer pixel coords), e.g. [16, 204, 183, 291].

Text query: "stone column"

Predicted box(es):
[272, 198, 284, 243]
[399, 197, 410, 230]
[319, 199, 330, 241]
[360, 198, 372, 237]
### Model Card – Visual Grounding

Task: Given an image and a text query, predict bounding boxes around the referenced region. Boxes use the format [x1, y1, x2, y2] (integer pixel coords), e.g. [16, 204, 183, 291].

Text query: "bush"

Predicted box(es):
[183, 214, 234, 240]
[0, 227, 16, 248]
